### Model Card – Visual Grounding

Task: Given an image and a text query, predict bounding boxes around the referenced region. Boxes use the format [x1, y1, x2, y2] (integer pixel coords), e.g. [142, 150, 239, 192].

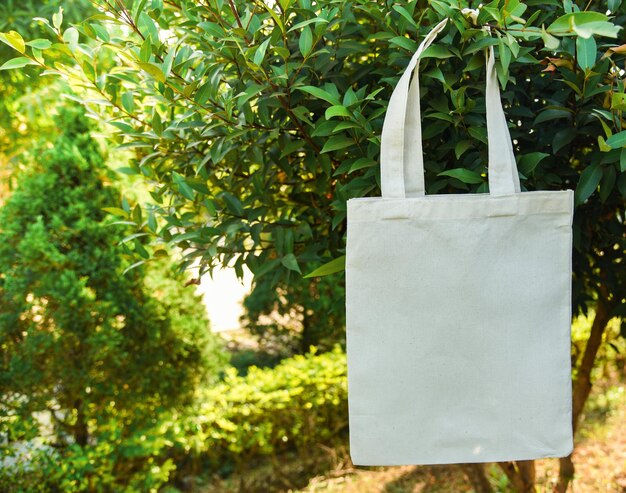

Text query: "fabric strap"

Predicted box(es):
[380, 21, 521, 198]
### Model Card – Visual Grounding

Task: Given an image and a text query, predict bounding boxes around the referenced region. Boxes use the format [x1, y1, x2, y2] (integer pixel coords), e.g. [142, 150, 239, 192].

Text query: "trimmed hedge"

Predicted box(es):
[177, 347, 348, 472]
[1, 348, 348, 491]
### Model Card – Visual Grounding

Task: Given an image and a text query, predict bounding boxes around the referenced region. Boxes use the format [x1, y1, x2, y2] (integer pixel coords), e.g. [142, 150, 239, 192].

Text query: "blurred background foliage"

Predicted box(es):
[0, 0, 93, 168]
[0, 0, 624, 492]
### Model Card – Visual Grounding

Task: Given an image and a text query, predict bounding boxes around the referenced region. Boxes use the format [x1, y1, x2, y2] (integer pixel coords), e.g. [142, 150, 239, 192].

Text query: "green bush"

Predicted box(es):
[158, 347, 348, 479]
[0, 107, 227, 492]
[0, 418, 179, 492]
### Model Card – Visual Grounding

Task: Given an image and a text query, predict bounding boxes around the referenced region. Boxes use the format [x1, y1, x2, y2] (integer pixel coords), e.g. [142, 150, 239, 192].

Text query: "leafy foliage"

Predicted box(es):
[2, 0, 622, 320]
[0, 107, 226, 490]
[1, 1, 626, 489]
[0, 0, 93, 163]
[178, 347, 347, 474]
[1, 347, 347, 491]
[242, 275, 346, 354]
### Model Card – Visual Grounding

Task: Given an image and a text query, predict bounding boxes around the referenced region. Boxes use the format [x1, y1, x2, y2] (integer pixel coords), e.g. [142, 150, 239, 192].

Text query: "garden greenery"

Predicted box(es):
[1, 0, 625, 490]
[0, 107, 226, 491]
[1, 347, 347, 491]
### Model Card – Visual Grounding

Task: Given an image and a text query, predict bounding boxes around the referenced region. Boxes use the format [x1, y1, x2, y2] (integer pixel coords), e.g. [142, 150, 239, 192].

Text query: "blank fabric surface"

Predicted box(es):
[346, 19, 574, 466]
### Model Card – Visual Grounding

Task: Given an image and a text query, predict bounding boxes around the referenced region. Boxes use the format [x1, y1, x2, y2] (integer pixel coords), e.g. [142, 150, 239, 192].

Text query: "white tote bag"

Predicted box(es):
[346, 19, 574, 465]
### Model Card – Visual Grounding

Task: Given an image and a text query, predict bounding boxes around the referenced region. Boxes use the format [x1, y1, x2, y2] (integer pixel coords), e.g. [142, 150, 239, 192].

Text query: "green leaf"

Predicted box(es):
[109, 121, 134, 133]
[576, 36, 596, 71]
[253, 38, 270, 65]
[518, 152, 550, 175]
[194, 82, 213, 106]
[63, 27, 79, 50]
[137, 62, 165, 82]
[598, 136, 612, 152]
[295, 86, 340, 105]
[498, 37, 511, 74]
[620, 149, 626, 172]
[606, 131, 626, 149]
[611, 93, 626, 111]
[573, 21, 620, 39]
[0, 31, 25, 53]
[137, 11, 159, 42]
[222, 192, 243, 216]
[304, 256, 346, 278]
[281, 253, 301, 273]
[392, 5, 417, 28]
[102, 207, 128, 217]
[299, 26, 313, 57]
[348, 158, 376, 173]
[541, 26, 560, 50]
[548, 12, 620, 38]
[288, 17, 329, 33]
[52, 7, 63, 30]
[325, 105, 351, 119]
[421, 45, 454, 59]
[121, 92, 135, 113]
[575, 163, 602, 204]
[25, 39, 52, 49]
[438, 168, 484, 184]
[548, 12, 607, 33]
[0, 57, 37, 70]
[173, 173, 195, 200]
[390, 36, 418, 52]
[534, 109, 572, 125]
[321, 135, 354, 153]
[140, 38, 152, 62]
[123, 260, 147, 275]
[152, 111, 163, 135]
[552, 128, 577, 153]
[91, 23, 110, 42]
[454, 140, 473, 159]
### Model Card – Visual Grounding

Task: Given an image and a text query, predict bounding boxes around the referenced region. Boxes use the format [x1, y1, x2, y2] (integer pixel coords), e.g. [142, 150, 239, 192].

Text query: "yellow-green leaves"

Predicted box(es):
[25, 39, 52, 49]
[0, 57, 37, 70]
[0, 31, 26, 53]
[63, 27, 79, 51]
[137, 62, 166, 82]
[304, 256, 346, 278]
[52, 7, 63, 30]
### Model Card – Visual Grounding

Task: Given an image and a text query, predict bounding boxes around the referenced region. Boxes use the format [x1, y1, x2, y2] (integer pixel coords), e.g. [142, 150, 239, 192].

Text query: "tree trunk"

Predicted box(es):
[556, 297, 613, 493]
[74, 399, 89, 447]
[460, 463, 494, 493]
[499, 461, 535, 492]
[517, 460, 535, 492]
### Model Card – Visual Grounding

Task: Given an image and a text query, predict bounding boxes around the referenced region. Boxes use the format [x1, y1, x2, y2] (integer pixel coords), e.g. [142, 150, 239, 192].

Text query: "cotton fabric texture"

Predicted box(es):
[346, 19, 574, 466]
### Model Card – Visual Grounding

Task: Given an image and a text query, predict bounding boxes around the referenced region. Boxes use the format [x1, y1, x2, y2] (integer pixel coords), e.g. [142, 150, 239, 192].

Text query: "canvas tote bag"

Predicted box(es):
[346, 19, 574, 465]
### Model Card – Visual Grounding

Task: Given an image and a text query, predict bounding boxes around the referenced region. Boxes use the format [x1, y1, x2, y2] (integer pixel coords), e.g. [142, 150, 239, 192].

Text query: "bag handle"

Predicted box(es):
[380, 20, 521, 198]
